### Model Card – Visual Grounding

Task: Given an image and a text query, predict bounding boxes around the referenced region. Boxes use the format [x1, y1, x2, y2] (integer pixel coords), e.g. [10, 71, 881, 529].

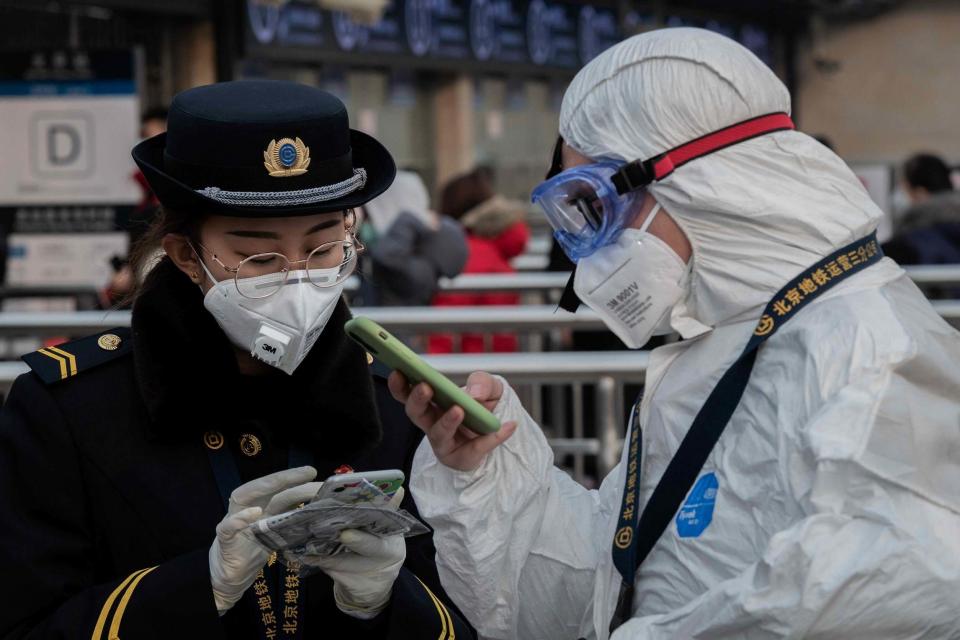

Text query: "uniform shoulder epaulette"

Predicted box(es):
[21, 327, 133, 385]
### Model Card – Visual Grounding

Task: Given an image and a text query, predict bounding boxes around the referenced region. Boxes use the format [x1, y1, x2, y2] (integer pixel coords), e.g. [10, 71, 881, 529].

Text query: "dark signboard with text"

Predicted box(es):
[244, 0, 623, 75]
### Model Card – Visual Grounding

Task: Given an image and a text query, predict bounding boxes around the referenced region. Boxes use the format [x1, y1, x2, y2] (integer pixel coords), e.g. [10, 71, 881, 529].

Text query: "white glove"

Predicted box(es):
[209, 466, 321, 614]
[303, 488, 407, 619]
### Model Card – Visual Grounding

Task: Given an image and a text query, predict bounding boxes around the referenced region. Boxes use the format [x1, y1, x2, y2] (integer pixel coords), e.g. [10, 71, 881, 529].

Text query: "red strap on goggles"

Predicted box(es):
[611, 112, 795, 194]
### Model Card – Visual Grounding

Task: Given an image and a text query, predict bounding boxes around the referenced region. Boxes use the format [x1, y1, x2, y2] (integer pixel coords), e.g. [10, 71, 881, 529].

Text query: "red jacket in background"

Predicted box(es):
[429, 220, 530, 353]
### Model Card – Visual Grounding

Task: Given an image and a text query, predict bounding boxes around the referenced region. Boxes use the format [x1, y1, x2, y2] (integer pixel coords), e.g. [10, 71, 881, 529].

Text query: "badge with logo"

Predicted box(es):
[203, 430, 225, 450]
[676, 472, 719, 538]
[97, 333, 123, 351]
[263, 136, 311, 177]
[240, 433, 263, 457]
[754, 314, 775, 336]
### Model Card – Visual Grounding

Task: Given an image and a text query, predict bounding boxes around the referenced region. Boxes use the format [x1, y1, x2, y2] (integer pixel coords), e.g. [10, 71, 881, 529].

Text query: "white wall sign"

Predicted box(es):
[6, 232, 129, 287]
[0, 51, 140, 206]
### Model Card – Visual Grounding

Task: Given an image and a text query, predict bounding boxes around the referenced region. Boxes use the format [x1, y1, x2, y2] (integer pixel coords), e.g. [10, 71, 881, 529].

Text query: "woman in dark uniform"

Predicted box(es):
[0, 80, 473, 640]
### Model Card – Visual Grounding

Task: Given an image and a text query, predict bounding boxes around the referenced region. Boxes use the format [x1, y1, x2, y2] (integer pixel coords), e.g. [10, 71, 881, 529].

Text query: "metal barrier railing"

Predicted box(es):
[0, 352, 647, 485]
[435, 265, 960, 292]
[3, 264, 960, 299]
[0, 274, 568, 297]
[0, 286, 101, 298]
[2, 299, 958, 337]
[2, 266, 959, 484]
[899, 265, 960, 285]
[0, 306, 603, 336]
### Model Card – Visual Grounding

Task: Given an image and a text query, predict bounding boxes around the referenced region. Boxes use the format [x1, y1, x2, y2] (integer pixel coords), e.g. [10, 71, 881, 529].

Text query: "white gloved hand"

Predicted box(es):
[209, 466, 321, 614]
[302, 488, 407, 619]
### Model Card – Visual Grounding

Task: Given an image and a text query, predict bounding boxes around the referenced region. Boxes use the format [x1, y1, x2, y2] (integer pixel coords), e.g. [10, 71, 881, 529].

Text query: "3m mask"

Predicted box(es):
[198, 261, 343, 375]
[573, 204, 690, 348]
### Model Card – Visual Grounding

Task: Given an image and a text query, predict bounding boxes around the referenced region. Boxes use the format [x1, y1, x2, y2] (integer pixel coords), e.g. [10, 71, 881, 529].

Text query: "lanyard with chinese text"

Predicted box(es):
[608, 232, 883, 633]
[206, 443, 312, 640]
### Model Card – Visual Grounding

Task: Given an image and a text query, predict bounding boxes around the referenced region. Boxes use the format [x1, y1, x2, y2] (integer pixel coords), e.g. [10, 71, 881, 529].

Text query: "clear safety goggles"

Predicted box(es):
[531, 161, 643, 261]
[534, 112, 797, 264]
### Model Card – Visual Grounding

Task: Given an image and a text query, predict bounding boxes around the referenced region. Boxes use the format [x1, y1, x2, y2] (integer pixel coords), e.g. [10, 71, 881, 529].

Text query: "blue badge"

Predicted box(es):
[675, 472, 718, 538]
[278, 142, 298, 167]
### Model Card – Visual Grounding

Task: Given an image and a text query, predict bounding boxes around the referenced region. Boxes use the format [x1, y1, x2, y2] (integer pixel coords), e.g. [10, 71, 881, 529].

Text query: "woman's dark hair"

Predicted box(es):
[439, 169, 494, 220]
[904, 153, 953, 194]
[126, 206, 205, 302]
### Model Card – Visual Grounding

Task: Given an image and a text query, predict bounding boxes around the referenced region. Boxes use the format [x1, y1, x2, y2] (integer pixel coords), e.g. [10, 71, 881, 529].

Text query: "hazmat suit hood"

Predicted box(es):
[560, 27, 884, 331]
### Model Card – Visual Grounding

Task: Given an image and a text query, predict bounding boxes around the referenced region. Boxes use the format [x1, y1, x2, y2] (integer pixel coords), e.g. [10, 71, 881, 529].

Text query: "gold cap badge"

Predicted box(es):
[263, 137, 311, 177]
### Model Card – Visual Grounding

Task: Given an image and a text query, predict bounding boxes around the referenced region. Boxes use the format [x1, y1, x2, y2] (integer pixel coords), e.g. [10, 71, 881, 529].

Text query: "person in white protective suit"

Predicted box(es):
[389, 28, 960, 640]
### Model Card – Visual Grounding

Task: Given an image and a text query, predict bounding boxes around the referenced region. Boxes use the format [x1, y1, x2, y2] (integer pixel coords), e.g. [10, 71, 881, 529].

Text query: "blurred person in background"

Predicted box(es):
[903, 152, 955, 205]
[140, 107, 168, 139]
[132, 107, 168, 222]
[358, 170, 467, 307]
[108, 106, 171, 309]
[883, 153, 960, 271]
[97, 255, 135, 310]
[0, 80, 472, 640]
[428, 168, 530, 353]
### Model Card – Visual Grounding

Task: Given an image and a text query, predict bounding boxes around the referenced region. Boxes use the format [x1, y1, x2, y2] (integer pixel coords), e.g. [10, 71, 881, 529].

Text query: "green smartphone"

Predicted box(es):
[345, 316, 502, 435]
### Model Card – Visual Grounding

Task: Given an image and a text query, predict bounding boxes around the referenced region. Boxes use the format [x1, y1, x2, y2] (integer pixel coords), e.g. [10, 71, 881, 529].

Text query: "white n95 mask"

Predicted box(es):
[573, 203, 689, 349]
[199, 262, 344, 375]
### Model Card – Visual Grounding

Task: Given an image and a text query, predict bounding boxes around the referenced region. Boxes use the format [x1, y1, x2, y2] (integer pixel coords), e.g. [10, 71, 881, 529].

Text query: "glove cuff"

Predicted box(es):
[333, 582, 390, 620]
[209, 538, 265, 615]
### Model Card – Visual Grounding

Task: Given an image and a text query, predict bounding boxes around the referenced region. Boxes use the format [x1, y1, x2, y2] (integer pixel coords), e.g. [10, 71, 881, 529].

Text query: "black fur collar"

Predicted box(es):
[130, 258, 382, 454]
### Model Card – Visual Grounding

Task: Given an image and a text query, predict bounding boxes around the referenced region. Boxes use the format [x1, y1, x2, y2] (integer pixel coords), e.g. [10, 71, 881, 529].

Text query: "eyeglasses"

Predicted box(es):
[195, 237, 362, 299]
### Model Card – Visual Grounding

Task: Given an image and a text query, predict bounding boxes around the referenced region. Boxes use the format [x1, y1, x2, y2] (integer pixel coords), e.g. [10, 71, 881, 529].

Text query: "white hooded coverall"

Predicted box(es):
[411, 28, 960, 640]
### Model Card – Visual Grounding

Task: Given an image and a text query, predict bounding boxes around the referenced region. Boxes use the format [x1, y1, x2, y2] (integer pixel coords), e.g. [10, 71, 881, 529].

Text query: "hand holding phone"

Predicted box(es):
[345, 317, 502, 435]
[387, 369, 519, 472]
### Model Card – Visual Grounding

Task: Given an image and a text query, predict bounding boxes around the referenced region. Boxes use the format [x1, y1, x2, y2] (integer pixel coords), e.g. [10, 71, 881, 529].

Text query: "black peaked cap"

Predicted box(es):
[132, 79, 396, 217]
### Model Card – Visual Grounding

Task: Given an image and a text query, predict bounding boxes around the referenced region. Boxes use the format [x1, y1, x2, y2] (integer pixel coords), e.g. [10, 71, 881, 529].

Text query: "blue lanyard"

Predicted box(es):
[206, 442, 313, 640]
[609, 232, 883, 632]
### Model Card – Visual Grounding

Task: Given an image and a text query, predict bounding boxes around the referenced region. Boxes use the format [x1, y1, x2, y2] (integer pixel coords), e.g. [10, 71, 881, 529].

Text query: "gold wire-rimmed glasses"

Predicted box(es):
[195, 237, 362, 299]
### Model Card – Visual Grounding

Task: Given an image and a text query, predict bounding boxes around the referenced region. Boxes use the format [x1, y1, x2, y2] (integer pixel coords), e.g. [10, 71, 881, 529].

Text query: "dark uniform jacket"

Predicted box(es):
[0, 259, 474, 640]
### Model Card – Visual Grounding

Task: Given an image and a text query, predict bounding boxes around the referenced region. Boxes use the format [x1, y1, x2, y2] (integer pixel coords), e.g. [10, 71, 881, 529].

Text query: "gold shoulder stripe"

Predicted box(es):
[107, 565, 157, 640]
[91, 568, 151, 640]
[46, 346, 78, 377]
[37, 348, 68, 380]
[416, 576, 454, 640]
